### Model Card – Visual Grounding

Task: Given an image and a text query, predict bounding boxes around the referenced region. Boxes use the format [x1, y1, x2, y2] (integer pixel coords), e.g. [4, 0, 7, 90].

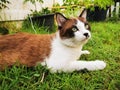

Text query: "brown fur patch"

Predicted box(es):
[59, 19, 77, 38]
[0, 33, 54, 70]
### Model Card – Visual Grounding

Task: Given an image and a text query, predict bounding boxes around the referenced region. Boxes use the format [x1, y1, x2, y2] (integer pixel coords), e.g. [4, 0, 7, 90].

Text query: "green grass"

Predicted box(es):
[0, 21, 120, 90]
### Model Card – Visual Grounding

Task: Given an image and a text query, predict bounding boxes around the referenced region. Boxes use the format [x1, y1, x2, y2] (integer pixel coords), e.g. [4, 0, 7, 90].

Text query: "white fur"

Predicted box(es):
[42, 20, 106, 73]
[75, 19, 91, 41]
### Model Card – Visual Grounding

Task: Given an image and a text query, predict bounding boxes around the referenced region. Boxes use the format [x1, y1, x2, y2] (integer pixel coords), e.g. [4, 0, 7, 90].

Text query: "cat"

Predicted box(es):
[0, 9, 106, 72]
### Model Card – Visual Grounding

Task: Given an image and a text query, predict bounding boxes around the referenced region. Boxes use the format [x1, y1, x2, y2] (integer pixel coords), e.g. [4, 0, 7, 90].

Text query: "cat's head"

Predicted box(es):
[55, 9, 91, 47]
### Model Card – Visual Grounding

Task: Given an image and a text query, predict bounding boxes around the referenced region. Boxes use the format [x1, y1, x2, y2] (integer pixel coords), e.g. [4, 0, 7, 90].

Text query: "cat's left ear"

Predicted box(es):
[55, 13, 68, 27]
[79, 9, 87, 21]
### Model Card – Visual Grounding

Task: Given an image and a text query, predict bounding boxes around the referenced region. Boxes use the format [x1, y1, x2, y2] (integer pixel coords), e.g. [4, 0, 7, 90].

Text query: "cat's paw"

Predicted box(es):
[81, 50, 90, 55]
[94, 60, 106, 70]
[87, 60, 106, 71]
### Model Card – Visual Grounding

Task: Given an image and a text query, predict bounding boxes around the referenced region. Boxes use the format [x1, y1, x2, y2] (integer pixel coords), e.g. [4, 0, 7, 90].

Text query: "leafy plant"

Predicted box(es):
[63, 0, 80, 6]
[31, 7, 52, 16]
[52, 3, 61, 13]
[63, 0, 114, 11]
[24, 0, 53, 16]
[81, 0, 114, 10]
[60, 0, 82, 16]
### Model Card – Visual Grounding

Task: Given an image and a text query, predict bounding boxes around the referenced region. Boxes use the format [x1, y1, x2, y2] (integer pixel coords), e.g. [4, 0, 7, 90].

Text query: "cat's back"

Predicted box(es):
[0, 33, 55, 69]
[0, 33, 54, 51]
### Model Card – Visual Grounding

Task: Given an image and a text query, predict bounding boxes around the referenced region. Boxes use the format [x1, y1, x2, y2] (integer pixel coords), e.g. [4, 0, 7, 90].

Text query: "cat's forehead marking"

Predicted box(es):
[76, 19, 84, 26]
[64, 18, 85, 28]
[66, 18, 85, 31]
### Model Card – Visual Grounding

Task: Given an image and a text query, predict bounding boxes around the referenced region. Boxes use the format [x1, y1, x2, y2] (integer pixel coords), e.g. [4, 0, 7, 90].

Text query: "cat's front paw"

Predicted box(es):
[94, 60, 106, 70]
[87, 60, 106, 71]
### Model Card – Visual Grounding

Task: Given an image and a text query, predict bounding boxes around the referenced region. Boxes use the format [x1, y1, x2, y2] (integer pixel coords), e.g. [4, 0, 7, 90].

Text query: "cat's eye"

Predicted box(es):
[85, 24, 89, 29]
[72, 28, 78, 32]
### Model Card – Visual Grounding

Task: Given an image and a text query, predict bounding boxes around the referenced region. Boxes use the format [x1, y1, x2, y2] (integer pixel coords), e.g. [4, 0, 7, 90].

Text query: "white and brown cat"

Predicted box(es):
[0, 10, 106, 72]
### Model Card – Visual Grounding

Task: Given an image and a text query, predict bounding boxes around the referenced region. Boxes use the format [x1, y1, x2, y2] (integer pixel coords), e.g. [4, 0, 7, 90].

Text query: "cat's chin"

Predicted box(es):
[59, 39, 87, 48]
[81, 38, 89, 42]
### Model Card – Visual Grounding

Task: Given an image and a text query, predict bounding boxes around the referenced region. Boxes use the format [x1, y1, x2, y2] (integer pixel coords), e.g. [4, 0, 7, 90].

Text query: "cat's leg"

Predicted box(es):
[69, 60, 106, 72]
[81, 50, 90, 55]
[47, 60, 106, 73]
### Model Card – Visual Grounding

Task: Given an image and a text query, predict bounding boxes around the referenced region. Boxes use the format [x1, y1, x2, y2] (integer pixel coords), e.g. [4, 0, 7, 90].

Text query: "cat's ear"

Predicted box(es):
[55, 13, 68, 27]
[79, 9, 87, 21]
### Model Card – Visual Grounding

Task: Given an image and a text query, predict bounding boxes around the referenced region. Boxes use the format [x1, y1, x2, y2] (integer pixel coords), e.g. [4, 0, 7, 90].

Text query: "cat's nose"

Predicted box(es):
[83, 33, 89, 38]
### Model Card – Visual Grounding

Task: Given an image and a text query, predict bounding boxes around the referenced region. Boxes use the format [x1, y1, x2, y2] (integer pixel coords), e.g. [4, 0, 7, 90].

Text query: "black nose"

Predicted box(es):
[83, 33, 89, 37]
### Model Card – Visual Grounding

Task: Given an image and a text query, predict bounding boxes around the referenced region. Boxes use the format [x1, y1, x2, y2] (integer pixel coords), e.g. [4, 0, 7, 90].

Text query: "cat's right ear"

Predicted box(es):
[79, 9, 87, 21]
[55, 13, 68, 27]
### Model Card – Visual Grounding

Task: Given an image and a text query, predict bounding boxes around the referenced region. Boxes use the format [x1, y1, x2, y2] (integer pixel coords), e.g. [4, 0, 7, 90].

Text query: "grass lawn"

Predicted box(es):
[0, 21, 120, 90]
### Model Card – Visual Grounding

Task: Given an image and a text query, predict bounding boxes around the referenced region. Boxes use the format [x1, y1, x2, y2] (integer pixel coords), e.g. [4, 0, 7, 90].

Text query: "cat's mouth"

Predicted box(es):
[81, 36, 90, 42]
